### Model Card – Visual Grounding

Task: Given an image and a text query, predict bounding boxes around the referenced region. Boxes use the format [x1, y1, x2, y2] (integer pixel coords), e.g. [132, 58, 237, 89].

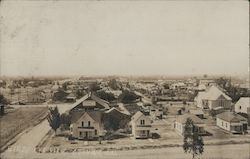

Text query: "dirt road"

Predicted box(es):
[1, 104, 70, 159]
[2, 143, 250, 159]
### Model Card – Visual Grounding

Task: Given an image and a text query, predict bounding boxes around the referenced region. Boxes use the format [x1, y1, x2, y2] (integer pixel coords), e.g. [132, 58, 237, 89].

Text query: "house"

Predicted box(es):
[170, 82, 186, 90]
[131, 111, 152, 139]
[69, 92, 110, 112]
[66, 93, 76, 103]
[234, 97, 250, 115]
[149, 106, 163, 119]
[216, 112, 248, 134]
[41, 89, 53, 100]
[194, 86, 232, 110]
[27, 91, 45, 103]
[70, 111, 105, 140]
[189, 109, 204, 119]
[174, 114, 206, 136]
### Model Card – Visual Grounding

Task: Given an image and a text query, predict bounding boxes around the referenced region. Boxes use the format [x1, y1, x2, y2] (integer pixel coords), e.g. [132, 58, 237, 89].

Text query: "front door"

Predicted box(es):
[85, 132, 88, 139]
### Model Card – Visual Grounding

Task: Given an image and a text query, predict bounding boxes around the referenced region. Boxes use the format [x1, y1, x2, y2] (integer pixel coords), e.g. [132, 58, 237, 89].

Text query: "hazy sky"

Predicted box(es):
[0, 1, 249, 77]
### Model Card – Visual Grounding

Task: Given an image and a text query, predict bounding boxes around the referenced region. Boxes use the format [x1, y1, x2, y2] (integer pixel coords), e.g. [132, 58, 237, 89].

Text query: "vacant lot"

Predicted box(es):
[0, 106, 48, 149]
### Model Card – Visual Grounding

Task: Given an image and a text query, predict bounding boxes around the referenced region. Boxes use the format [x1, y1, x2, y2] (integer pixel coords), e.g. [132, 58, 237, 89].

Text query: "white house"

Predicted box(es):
[216, 112, 248, 134]
[70, 111, 105, 140]
[131, 111, 152, 139]
[194, 86, 232, 110]
[174, 114, 206, 136]
[234, 97, 250, 115]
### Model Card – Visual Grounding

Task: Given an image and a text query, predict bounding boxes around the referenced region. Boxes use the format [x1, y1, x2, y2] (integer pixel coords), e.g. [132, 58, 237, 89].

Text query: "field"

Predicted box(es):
[0, 106, 48, 149]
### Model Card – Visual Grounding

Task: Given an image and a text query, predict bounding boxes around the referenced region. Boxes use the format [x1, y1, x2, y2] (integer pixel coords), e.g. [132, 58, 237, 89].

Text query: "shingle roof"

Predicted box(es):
[71, 111, 85, 123]
[68, 92, 110, 111]
[71, 111, 103, 123]
[216, 112, 247, 122]
[176, 114, 204, 124]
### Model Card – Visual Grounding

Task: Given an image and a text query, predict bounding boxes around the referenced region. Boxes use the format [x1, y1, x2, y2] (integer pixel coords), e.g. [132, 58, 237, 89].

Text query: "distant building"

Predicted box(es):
[216, 112, 248, 134]
[234, 97, 250, 115]
[66, 93, 76, 103]
[189, 109, 204, 119]
[174, 114, 206, 136]
[194, 86, 232, 110]
[131, 111, 151, 139]
[149, 106, 163, 119]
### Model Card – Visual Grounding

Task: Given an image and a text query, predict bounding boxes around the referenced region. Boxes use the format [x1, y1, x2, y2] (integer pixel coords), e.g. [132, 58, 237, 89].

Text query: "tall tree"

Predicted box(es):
[183, 118, 204, 159]
[47, 106, 61, 134]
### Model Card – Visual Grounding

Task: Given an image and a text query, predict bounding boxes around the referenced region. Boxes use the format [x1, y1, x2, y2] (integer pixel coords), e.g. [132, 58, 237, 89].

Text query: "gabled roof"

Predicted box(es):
[196, 86, 231, 101]
[71, 111, 103, 124]
[176, 114, 204, 124]
[105, 107, 130, 116]
[216, 112, 247, 122]
[235, 97, 250, 108]
[131, 111, 145, 121]
[205, 86, 231, 100]
[68, 92, 110, 111]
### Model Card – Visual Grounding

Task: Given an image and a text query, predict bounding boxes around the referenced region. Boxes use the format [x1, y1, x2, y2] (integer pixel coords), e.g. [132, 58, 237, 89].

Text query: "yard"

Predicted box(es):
[0, 106, 48, 149]
[36, 105, 250, 153]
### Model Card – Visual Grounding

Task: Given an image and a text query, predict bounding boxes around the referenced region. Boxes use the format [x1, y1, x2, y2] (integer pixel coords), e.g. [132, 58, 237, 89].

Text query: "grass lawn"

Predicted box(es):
[0, 106, 48, 148]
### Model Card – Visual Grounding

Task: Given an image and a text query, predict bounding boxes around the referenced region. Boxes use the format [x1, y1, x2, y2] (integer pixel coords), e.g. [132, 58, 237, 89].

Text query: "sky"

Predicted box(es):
[0, 1, 249, 77]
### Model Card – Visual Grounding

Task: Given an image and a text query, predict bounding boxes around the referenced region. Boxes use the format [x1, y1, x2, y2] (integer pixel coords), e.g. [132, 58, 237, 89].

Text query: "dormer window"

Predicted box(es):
[88, 121, 91, 127]
[239, 106, 242, 110]
[81, 121, 84, 127]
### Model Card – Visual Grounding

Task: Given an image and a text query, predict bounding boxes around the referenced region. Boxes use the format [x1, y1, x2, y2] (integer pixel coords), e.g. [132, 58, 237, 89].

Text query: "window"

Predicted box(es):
[79, 131, 82, 136]
[140, 120, 145, 125]
[239, 106, 242, 110]
[81, 121, 84, 127]
[225, 123, 227, 128]
[88, 121, 91, 127]
[95, 129, 97, 135]
[219, 100, 224, 107]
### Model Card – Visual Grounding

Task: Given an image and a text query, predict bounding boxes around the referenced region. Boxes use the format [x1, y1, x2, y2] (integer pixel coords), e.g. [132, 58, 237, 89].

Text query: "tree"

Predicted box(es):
[60, 113, 71, 130]
[62, 82, 68, 90]
[47, 106, 61, 134]
[183, 118, 204, 159]
[76, 89, 85, 98]
[118, 90, 139, 103]
[108, 79, 119, 90]
[89, 82, 101, 92]
[95, 91, 116, 102]
[0, 94, 8, 105]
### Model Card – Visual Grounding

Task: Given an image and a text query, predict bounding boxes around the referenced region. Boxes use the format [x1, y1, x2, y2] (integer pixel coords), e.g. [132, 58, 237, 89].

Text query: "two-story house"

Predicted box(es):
[70, 111, 105, 140]
[131, 111, 152, 139]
